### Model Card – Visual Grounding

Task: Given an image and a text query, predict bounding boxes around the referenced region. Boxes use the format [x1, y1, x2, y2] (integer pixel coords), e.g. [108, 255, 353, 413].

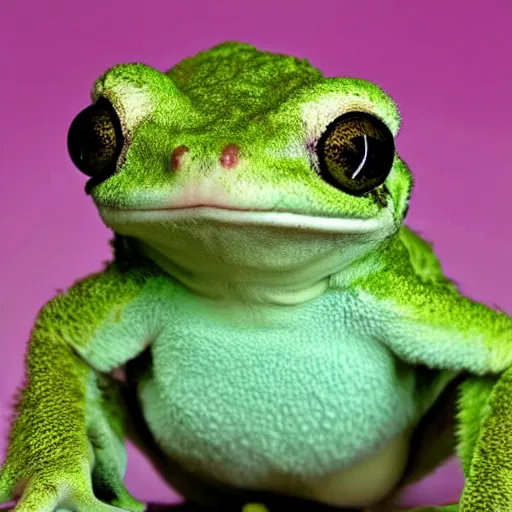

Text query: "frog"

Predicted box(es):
[1, 41, 511, 512]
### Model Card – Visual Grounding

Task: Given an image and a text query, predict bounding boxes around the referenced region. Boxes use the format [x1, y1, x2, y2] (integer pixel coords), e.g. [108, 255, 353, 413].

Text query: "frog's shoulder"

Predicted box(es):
[397, 226, 457, 288]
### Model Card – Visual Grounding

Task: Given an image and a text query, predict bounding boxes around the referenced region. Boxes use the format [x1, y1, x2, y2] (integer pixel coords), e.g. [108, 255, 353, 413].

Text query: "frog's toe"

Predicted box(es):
[242, 504, 269, 512]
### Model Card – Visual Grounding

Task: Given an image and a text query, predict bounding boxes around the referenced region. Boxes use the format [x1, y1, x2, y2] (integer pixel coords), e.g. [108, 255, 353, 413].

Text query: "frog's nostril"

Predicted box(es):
[170, 145, 189, 171]
[220, 144, 240, 169]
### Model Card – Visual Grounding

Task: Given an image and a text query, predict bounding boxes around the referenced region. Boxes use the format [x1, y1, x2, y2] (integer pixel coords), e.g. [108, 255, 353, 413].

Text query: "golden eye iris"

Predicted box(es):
[67, 98, 123, 185]
[317, 112, 395, 196]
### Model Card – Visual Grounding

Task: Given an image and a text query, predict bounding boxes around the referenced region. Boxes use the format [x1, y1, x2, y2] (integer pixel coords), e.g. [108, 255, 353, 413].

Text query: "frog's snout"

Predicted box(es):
[169, 143, 241, 172]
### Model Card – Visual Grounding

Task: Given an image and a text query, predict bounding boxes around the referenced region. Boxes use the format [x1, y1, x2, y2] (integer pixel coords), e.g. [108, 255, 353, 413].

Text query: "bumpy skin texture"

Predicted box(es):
[1, 42, 512, 512]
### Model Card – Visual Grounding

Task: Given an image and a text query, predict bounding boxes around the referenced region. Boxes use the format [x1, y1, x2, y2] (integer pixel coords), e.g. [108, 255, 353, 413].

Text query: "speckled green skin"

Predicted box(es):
[91, 42, 405, 220]
[1, 42, 512, 512]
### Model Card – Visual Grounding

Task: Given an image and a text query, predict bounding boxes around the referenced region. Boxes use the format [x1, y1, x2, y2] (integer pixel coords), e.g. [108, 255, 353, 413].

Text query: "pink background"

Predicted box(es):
[1, 0, 511, 507]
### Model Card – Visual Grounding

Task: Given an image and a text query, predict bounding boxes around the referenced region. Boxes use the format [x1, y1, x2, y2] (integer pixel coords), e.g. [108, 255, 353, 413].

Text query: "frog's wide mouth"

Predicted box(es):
[99, 205, 396, 234]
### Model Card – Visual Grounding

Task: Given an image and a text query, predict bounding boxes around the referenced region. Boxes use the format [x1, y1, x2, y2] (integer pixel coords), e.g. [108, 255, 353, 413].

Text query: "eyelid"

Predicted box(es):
[300, 92, 399, 149]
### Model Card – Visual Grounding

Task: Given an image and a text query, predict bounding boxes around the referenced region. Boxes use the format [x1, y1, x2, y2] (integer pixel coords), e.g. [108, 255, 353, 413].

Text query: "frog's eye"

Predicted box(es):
[316, 112, 395, 196]
[67, 98, 123, 180]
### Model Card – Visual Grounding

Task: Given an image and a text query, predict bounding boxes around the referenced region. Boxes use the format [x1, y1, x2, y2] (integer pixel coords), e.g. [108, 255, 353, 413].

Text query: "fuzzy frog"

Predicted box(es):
[1, 42, 511, 512]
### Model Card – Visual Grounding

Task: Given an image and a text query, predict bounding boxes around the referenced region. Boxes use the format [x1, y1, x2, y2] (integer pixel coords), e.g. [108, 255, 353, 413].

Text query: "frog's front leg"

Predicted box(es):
[351, 239, 512, 511]
[0, 263, 159, 512]
[354, 238, 512, 377]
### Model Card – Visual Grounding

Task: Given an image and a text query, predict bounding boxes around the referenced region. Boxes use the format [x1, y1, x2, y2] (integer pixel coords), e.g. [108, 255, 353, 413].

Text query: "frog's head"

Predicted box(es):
[67, 42, 412, 303]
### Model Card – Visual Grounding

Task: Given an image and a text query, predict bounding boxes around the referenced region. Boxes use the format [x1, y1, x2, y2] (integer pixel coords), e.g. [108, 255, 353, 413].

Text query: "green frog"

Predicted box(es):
[1, 42, 511, 512]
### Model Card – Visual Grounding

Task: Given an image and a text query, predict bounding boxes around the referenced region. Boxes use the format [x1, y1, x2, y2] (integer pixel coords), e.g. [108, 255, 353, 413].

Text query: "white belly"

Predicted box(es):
[305, 427, 413, 506]
[138, 290, 420, 507]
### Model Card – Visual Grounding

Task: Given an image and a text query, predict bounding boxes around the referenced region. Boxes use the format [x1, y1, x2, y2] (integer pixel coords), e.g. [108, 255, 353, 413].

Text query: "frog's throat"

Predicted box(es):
[100, 206, 396, 304]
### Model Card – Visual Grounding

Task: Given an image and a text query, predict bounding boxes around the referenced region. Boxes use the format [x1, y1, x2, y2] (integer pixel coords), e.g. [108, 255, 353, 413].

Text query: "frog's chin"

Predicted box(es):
[100, 206, 396, 304]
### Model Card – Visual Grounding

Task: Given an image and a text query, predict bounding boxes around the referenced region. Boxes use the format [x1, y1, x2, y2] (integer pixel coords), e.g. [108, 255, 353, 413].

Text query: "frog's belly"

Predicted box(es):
[304, 426, 414, 506]
[138, 307, 419, 507]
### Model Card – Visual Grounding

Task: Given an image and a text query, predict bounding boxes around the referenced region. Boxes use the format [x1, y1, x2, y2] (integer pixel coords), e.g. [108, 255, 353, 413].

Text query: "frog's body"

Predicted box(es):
[1, 42, 512, 512]
[133, 279, 418, 506]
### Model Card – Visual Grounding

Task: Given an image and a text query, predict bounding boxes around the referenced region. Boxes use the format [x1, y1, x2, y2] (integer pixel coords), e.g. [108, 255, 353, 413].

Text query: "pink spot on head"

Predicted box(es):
[170, 145, 189, 171]
[220, 144, 240, 169]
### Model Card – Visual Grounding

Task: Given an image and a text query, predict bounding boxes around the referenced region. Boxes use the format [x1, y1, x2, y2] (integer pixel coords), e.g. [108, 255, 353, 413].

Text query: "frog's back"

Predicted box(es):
[399, 226, 457, 288]
[166, 42, 324, 120]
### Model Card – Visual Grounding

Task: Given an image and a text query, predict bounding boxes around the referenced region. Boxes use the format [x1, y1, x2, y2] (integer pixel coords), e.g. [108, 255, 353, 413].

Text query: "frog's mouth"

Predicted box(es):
[100, 205, 395, 234]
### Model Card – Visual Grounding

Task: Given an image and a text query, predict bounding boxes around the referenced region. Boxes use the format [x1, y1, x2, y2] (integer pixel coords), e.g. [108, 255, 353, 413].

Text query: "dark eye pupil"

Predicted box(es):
[317, 112, 395, 196]
[67, 98, 123, 183]
[82, 109, 118, 170]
